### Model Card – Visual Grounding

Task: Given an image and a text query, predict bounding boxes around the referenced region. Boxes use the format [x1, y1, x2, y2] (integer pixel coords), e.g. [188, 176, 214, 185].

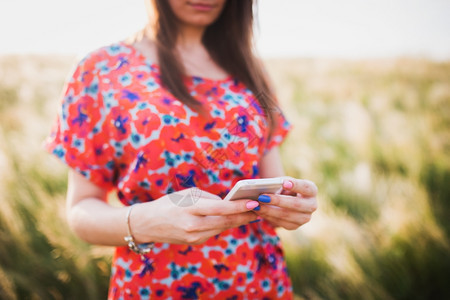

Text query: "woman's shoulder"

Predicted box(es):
[72, 41, 141, 75]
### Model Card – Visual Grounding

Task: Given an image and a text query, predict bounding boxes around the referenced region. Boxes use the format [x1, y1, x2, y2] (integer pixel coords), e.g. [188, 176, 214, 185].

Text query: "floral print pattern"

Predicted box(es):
[46, 42, 293, 299]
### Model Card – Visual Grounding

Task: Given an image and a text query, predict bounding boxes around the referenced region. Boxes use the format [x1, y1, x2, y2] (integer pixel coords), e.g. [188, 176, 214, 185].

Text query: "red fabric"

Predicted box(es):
[46, 42, 293, 299]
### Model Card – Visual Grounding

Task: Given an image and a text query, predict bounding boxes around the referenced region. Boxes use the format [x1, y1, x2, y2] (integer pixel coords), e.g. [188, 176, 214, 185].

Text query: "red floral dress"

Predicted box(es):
[46, 42, 293, 299]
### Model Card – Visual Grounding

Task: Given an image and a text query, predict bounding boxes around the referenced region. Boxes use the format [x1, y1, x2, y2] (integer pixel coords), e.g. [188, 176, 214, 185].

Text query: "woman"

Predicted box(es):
[46, 0, 318, 298]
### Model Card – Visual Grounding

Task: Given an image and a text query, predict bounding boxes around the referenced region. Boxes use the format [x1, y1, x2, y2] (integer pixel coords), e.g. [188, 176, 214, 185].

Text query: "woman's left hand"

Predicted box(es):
[253, 178, 318, 230]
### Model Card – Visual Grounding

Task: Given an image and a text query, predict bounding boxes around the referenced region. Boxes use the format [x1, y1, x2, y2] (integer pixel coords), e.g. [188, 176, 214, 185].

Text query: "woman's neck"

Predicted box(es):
[176, 23, 206, 51]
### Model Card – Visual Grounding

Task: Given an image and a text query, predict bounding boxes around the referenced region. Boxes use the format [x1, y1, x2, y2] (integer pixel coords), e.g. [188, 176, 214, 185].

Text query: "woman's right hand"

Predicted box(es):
[130, 188, 260, 245]
[66, 170, 260, 247]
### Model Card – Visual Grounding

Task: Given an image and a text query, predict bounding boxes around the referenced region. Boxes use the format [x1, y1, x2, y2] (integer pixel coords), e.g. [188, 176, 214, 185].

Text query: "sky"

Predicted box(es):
[0, 0, 449, 60]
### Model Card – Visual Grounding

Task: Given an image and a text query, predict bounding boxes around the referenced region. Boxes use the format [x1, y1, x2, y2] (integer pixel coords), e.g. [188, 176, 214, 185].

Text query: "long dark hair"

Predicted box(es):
[151, 0, 278, 132]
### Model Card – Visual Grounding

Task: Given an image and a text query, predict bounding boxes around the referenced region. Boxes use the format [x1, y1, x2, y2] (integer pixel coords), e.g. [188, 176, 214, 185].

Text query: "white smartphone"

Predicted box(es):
[223, 177, 286, 201]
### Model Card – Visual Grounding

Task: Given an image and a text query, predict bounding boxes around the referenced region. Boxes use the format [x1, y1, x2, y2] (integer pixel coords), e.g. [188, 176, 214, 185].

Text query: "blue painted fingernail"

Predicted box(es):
[249, 219, 261, 224]
[258, 195, 271, 203]
[253, 205, 260, 211]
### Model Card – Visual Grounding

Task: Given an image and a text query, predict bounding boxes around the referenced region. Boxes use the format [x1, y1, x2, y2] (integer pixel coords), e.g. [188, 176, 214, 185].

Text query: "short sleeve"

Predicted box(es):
[265, 109, 293, 153]
[44, 53, 116, 190]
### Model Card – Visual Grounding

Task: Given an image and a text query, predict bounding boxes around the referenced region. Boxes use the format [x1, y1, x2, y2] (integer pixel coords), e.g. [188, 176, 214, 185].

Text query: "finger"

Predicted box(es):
[280, 189, 296, 196]
[262, 215, 304, 231]
[183, 214, 258, 245]
[257, 194, 318, 213]
[205, 212, 259, 230]
[282, 178, 318, 197]
[255, 204, 312, 224]
[182, 213, 259, 244]
[190, 198, 260, 216]
[184, 212, 258, 233]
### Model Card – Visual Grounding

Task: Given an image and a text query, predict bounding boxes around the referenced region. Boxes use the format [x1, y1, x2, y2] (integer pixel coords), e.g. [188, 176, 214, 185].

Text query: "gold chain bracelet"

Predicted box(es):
[124, 204, 154, 258]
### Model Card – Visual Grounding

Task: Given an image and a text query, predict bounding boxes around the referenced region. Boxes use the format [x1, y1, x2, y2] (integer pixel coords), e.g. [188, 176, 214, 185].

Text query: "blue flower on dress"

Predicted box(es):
[72, 104, 89, 127]
[114, 115, 129, 134]
[177, 281, 203, 299]
[121, 89, 140, 102]
[119, 73, 132, 86]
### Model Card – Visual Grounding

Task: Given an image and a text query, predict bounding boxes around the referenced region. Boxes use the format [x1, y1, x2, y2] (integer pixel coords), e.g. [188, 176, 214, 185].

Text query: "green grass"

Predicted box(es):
[1, 55, 449, 299]
[271, 58, 450, 299]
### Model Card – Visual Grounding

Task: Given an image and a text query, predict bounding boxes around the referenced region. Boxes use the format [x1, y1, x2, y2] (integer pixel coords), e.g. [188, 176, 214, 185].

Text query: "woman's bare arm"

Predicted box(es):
[66, 170, 261, 246]
[66, 170, 129, 246]
[259, 147, 286, 178]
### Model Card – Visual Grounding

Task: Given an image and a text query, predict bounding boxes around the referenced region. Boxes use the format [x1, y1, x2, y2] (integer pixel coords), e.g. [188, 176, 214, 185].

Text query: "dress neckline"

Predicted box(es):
[119, 41, 234, 84]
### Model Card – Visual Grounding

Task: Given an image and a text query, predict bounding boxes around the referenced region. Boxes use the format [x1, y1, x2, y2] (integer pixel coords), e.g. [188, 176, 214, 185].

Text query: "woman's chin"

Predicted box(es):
[181, 17, 218, 28]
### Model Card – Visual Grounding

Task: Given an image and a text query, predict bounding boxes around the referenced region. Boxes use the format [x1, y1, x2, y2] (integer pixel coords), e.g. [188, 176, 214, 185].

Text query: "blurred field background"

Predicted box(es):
[0, 54, 449, 300]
